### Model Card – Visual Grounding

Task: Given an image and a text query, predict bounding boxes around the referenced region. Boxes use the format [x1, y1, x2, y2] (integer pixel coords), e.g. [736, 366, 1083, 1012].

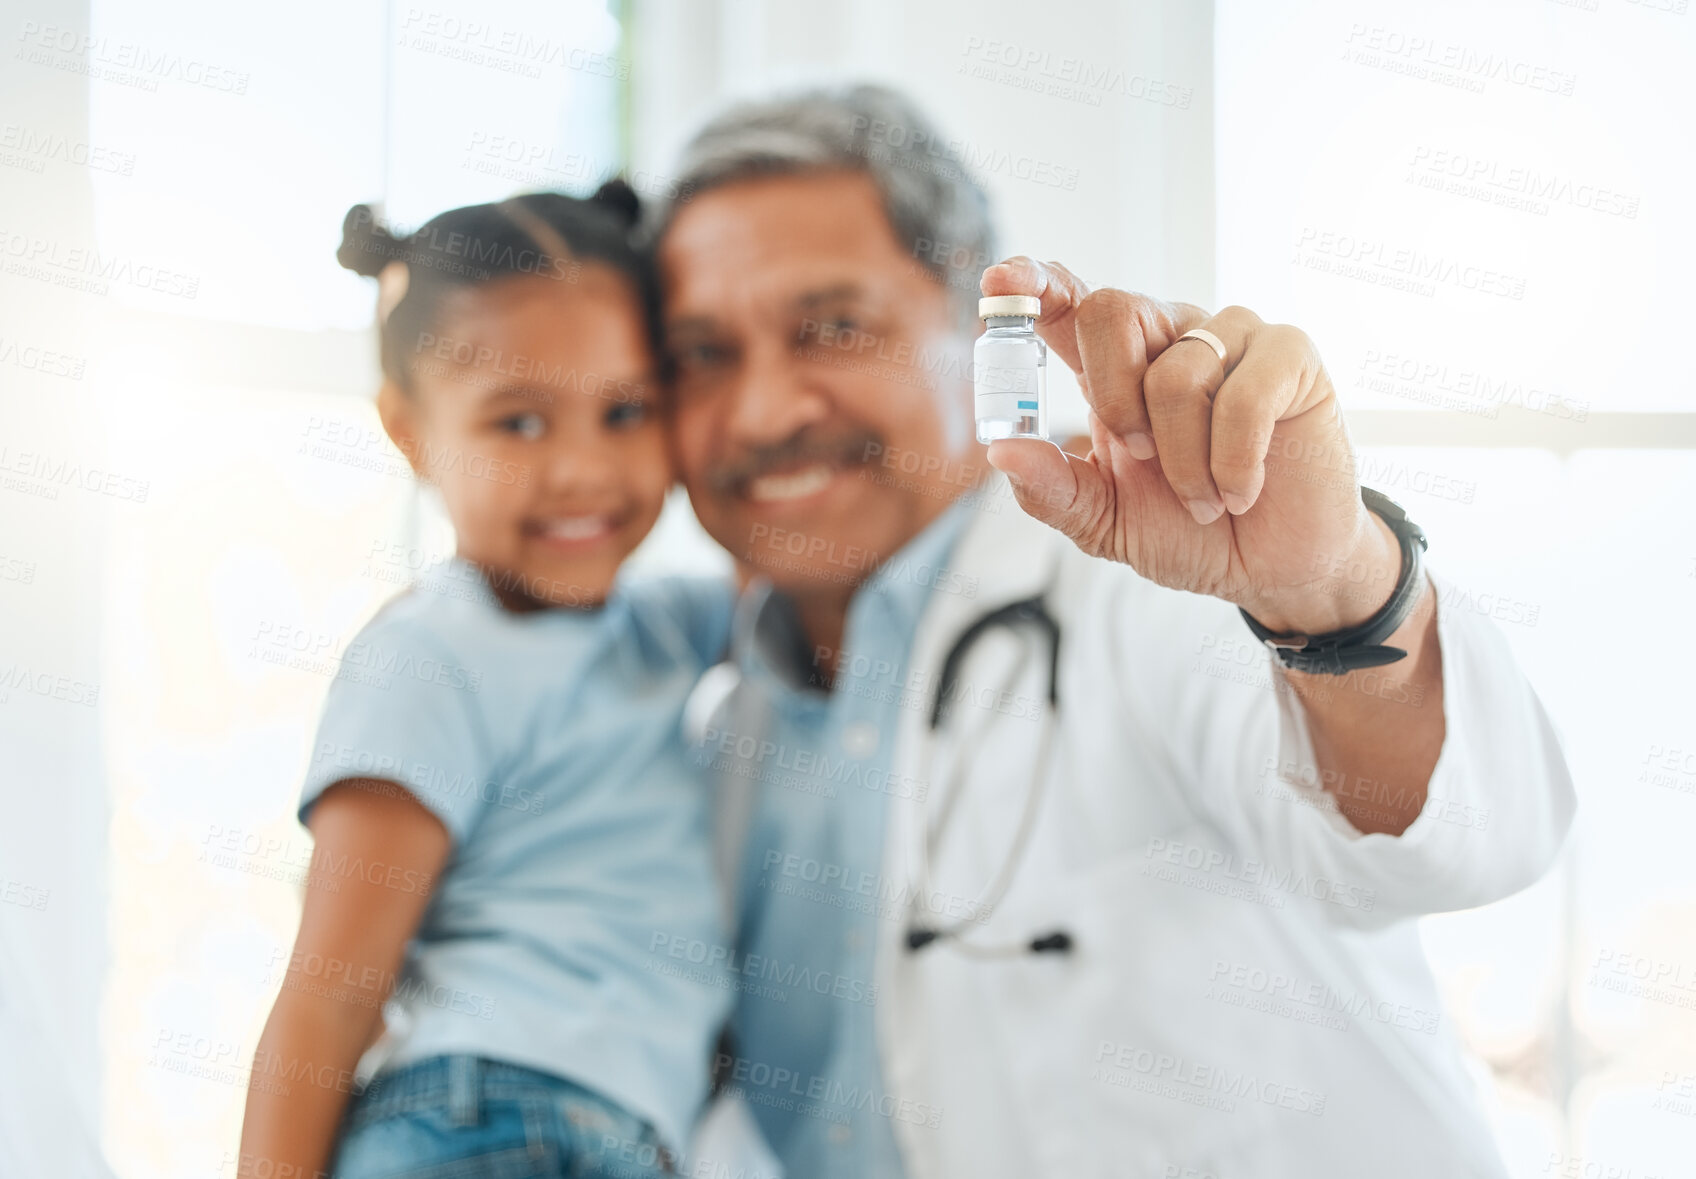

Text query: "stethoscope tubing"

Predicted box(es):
[907, 595, 1070, 957]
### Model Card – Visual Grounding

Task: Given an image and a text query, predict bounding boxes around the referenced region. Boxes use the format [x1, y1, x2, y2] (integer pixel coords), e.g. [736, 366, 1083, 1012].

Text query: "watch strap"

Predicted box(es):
[1237, 486, 1429, 676]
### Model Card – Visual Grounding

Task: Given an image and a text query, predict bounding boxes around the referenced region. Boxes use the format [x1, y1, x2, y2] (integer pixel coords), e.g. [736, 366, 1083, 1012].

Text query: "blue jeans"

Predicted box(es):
[331, 1056, 675, 1178]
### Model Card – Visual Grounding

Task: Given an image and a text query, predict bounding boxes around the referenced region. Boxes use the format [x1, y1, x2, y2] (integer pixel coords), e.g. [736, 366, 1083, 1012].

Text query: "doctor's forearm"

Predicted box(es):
[1281, 574, 1445, 836]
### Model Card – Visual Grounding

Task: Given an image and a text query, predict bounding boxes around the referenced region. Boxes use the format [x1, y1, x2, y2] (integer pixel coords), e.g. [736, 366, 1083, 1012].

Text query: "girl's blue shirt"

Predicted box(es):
[298, 559, 734, 1155]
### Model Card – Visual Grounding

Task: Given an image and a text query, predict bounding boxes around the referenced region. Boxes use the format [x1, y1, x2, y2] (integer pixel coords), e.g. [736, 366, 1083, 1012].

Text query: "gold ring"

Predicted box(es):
[1176, 327, 1227, 365]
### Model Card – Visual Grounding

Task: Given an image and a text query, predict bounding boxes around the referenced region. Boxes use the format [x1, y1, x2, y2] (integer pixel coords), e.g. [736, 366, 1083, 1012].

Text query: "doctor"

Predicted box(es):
[656, 85, 1573, 1179]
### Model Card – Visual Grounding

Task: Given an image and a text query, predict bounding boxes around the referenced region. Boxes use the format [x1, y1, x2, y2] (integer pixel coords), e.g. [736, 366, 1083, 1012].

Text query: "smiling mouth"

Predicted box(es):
[526, 513, 622, 547]
[744, 463, 837, 504]
[714, 428, 884, 506]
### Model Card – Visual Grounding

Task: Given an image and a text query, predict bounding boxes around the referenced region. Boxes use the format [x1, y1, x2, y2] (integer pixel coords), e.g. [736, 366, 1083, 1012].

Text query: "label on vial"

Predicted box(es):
[975, 338, 1044, 428]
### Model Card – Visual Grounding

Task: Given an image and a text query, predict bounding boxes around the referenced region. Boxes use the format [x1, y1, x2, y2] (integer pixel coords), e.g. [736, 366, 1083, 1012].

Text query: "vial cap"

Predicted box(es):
[979, 295, 1041, 320]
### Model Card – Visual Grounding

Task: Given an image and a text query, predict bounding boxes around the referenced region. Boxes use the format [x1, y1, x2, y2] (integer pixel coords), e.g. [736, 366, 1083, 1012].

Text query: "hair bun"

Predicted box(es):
[590, 178, 642, 228]
[337, 203, 406, 277]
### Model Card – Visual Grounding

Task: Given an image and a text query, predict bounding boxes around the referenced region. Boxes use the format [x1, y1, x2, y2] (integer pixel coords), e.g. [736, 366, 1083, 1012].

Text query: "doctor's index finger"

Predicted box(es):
[1069, 289, 1210, 444]
[979, 256, 1091, 373]
[980, 259, 1212, 425]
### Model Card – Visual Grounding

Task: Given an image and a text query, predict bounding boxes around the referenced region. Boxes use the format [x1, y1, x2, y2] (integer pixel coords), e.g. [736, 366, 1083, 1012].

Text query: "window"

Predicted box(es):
[1217, 2, 1696, 1174]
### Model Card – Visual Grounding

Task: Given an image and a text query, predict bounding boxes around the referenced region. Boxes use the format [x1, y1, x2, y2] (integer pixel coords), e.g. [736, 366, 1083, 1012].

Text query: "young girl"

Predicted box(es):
[238, 184, 731, 1178]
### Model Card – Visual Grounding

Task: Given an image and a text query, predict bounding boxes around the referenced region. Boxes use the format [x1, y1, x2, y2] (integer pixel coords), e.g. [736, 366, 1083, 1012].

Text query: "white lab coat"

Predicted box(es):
[859, 484, 1575, 1179]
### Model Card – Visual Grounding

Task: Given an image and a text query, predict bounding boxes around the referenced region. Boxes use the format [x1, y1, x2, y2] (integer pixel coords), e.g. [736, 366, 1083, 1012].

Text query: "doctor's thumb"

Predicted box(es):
[986, 438, 1106, 546]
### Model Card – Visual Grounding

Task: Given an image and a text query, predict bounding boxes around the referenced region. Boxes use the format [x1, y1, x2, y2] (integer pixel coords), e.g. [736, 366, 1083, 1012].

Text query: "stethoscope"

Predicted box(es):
[903, 595, 1075, 959]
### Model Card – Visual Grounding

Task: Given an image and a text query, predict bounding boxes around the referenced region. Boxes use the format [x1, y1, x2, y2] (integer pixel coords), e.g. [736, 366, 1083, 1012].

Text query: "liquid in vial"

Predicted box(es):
[974, 294, 1047, 442]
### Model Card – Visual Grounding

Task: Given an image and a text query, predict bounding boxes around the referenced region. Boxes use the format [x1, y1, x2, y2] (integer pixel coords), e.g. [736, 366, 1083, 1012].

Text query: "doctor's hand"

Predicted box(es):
[981, 257, 1403, 636]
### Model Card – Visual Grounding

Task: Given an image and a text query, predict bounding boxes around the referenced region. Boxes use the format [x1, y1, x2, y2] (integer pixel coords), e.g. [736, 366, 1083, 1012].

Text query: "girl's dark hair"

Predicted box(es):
[337, 180, 658, 391]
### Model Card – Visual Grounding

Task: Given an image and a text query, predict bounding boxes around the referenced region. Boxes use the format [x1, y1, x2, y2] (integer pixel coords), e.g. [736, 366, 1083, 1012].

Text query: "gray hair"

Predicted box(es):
[651, 84, 997, 326]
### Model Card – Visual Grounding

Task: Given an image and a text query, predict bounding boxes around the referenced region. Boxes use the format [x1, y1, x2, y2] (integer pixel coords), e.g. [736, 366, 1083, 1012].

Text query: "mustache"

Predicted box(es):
[707, 426, 885, 495]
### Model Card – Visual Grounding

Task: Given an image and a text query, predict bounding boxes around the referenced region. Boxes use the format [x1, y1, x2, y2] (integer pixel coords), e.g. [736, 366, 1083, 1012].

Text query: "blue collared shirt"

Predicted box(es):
[709, 499, 978, 1178]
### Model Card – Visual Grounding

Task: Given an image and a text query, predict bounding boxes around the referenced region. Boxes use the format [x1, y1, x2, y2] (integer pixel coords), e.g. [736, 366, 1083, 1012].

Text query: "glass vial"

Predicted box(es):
[974, 295, 1047, 442]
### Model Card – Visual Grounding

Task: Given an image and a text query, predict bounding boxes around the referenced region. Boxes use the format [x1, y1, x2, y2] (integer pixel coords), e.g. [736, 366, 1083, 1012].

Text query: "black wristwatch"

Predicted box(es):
[1238, 486, 1429, 676]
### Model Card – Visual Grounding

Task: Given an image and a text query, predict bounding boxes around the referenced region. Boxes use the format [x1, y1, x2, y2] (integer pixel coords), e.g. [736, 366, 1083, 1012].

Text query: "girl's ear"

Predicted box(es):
[376, 380, 430, 480]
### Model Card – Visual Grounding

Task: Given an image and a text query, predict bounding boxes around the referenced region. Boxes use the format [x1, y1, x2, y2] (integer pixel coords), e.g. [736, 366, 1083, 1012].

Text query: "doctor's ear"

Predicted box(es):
[376, 379, 429, 480]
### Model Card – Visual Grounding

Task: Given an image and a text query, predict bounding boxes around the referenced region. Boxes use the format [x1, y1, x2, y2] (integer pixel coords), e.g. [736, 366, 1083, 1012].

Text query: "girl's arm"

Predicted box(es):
[237, 779, 451, 1179]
